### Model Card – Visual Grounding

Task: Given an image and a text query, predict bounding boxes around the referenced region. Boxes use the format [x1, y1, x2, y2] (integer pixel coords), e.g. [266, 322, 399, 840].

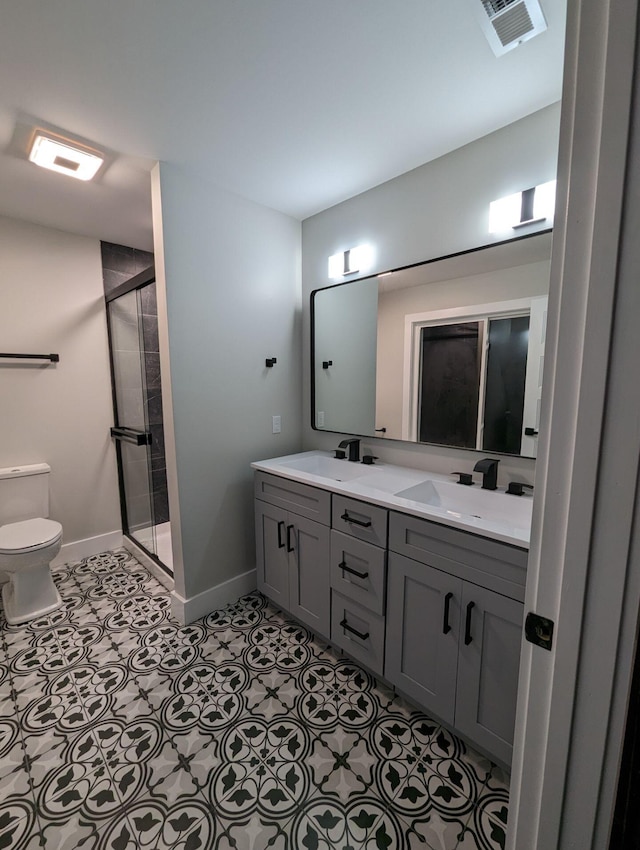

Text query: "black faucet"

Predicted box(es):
[338, 438, 360, 462]
[473, 457, 500, 490]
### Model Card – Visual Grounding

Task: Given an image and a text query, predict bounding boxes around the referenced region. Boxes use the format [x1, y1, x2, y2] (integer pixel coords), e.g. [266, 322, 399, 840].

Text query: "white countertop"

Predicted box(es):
[252, 451, 531, 549]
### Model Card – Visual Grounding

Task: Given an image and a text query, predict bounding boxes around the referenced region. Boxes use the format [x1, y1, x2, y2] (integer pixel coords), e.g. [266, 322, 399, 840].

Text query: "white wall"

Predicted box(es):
[152, 164, 302, 607]
[0, 215, 121, 547]
[301, 104, 561, 483]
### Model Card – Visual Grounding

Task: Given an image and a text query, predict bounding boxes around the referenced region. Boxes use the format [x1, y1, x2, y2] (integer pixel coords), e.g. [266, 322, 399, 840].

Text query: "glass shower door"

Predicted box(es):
[108, 288, 157, 557]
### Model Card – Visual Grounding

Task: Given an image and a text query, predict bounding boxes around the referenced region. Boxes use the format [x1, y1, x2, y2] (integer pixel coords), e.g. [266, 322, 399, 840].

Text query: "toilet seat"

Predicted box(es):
[0, 518, 63, 554]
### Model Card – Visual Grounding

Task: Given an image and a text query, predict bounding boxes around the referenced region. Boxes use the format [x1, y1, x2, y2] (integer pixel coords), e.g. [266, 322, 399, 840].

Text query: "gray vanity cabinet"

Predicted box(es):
[386, 511, 527, 765]
[254, 467, 527, 766]
[254, 473, 331, 638]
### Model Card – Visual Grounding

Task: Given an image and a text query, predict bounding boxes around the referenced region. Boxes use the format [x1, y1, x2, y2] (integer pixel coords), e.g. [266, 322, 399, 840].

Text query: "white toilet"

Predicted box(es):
[0, 463, 63, 625]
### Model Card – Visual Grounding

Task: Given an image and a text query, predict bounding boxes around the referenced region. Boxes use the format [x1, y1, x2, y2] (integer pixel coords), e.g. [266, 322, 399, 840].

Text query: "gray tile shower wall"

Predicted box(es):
[101, 243, 169, 527]
[101, 241, 154, 296]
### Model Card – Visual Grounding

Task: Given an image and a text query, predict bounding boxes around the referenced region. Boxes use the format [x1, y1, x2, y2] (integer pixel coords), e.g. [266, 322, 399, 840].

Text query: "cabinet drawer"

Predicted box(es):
[332, 495, 388, 547]
[255, 472, 331, 525]
[389, 512, 527, 601]
[331, 591, 385, 676]
[330, 530, 386, 615]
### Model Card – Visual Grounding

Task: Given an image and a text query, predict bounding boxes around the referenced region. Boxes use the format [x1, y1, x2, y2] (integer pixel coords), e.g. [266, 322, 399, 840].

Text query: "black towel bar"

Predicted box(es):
[0, 352, 59, 362]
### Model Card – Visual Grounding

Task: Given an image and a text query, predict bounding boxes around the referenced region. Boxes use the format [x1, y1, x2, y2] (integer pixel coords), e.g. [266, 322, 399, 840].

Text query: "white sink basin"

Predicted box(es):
[277, 454, 373, 482]
[395, 479, 531, 529]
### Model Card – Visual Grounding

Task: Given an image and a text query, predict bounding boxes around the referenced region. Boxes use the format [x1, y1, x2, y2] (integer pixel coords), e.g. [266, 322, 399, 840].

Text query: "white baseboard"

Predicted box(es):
[51, 530, 123, 567]
[171, 569, 257, 625]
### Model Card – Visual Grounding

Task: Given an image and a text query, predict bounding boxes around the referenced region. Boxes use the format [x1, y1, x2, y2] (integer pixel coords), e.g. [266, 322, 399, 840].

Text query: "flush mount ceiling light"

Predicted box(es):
[328, 244, 375, 279]
[28, 132, 104, 181]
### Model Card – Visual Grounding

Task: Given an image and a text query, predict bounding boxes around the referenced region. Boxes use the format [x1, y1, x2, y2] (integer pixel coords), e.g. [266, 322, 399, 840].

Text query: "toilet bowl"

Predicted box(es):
[0, 517, 63, 625]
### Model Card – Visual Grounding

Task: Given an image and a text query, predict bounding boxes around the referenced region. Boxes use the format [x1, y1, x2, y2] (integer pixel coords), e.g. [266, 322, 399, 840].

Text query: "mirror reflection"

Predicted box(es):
[312, 231, 552, 458]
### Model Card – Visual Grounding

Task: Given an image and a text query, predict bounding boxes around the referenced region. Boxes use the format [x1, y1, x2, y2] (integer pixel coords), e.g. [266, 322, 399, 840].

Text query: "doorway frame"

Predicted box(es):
[509, 0, 640, 847]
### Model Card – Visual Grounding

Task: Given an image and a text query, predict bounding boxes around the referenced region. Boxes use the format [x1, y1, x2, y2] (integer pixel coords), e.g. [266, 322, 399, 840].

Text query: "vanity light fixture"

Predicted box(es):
[328, 244, 375, 279]
[28, 132, 104, 181]
[489, 180, 557, 233]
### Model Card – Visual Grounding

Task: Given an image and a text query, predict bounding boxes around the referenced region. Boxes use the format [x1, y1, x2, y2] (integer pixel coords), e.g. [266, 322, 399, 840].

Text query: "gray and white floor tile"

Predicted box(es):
[0, 549, 510, 849]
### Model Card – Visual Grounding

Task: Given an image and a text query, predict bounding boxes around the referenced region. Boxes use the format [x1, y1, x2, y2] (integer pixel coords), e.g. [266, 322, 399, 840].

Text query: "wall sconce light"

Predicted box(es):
[328, 244, 375, 279]
[489, 180, 557, 233]
[28, 132, 104, 181]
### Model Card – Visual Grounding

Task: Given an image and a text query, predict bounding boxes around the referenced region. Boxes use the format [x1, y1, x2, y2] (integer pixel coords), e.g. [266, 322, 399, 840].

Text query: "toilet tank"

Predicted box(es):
[0, 463, 51, 525]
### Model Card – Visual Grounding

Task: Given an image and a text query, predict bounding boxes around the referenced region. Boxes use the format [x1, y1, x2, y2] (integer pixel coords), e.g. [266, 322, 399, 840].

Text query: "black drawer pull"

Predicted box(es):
[277, 521, 285, 549]
[286, 524, 295, 553]
[339, 561, 369, 580]
[340, 618, 370, 641]
[443, 592, 453, 635]
[341, 511, 372, 528]
[465, 601, 475, 645]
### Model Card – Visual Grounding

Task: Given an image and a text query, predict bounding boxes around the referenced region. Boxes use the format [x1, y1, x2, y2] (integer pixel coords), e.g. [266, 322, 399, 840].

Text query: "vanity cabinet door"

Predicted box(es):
[288, 515, 331, 637]
[385, 553, 460, 723]
[255, 500, 289, 608]
[256, 497, 331, 639]
[455, 583, 524, 766]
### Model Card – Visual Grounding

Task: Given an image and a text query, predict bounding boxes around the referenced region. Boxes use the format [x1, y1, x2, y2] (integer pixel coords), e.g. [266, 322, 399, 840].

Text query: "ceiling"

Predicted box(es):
[0, 0, 566, 252]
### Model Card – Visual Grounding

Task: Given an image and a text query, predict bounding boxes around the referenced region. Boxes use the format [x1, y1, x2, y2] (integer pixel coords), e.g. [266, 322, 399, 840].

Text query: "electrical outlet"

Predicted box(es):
[272, 415, 281, 434]
[317, 411, 325, 427]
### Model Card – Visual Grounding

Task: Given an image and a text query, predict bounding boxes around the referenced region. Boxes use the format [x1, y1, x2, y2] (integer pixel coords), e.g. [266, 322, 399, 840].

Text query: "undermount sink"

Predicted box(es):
[394, 479, 532, 529]
[277, 454, 373, 482]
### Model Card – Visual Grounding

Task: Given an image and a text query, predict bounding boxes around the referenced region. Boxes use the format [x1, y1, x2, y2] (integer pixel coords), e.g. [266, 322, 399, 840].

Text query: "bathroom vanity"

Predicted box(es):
[252, 451, 531, 766]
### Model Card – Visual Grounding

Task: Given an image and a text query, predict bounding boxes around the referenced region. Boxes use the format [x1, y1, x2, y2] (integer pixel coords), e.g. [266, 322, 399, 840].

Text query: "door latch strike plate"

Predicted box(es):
[525, 612, 554, 651]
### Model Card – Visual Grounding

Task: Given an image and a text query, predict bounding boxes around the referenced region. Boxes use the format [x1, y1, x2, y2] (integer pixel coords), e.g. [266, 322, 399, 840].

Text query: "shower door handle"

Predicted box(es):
[110, 427, 152, 446]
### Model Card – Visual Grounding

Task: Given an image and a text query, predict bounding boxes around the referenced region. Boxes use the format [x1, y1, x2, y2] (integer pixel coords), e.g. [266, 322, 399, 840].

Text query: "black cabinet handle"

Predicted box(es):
[341, 512, 372, 528]
[339, 561, 369, 580]
[524, 427, 539, 436]
[286, 524, 295, 553]
[277, 521, 285, 549]
[443, 592, 453, 635]
[465, 601, 475, 645]
[340, 618, 369, 641]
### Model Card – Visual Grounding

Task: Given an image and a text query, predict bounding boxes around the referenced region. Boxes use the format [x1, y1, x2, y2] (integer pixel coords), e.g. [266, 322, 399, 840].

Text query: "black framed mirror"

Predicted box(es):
[311, 230, 552, 458]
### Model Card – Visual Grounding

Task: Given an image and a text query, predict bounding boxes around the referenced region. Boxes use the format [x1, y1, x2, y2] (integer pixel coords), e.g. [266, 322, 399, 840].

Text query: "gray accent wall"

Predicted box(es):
[151, 163, 302, 602]
[301, 103, 562, 485]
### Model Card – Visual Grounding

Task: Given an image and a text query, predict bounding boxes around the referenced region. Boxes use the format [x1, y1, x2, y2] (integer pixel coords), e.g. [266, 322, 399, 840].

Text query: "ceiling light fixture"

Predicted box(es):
[28, 133, 104, 181]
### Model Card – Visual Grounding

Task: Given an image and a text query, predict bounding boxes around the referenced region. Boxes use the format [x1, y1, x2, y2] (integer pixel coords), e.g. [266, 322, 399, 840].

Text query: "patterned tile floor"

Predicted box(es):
[0, 550, 509, 850]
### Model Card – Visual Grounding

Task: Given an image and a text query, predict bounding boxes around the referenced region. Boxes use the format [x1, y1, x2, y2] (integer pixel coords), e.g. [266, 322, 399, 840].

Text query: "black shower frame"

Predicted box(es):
[104, 264, 170, 576]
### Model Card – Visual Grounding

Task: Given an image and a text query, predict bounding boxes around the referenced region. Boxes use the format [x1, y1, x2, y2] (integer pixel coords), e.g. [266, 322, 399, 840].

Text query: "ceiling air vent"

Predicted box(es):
[478, 0, 547, 56]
